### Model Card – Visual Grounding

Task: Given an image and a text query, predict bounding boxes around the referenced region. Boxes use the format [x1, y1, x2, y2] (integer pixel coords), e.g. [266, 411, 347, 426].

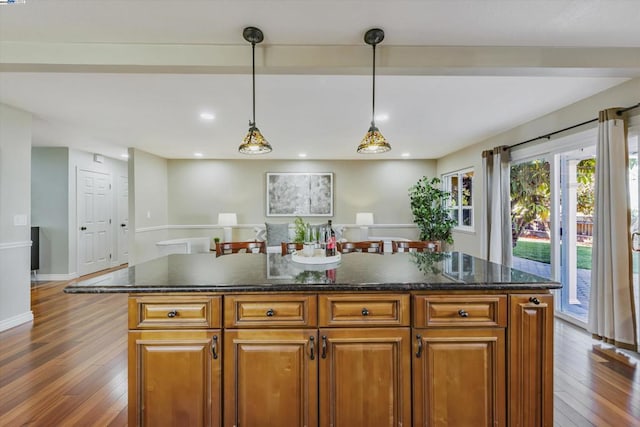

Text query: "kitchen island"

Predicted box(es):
[66, 251, 560, 427]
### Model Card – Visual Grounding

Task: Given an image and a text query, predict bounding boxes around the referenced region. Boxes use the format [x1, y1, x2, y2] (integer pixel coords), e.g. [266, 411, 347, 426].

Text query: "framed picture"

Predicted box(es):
[266, 172, 333, 217]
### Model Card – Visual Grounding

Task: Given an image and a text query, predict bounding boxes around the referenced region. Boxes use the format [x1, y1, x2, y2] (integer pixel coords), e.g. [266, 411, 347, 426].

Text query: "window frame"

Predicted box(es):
[442, 168, 474, 232]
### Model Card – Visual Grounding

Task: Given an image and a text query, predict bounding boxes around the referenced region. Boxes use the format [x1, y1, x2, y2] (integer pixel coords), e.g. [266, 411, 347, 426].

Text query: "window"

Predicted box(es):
[443, 169, 474, 231]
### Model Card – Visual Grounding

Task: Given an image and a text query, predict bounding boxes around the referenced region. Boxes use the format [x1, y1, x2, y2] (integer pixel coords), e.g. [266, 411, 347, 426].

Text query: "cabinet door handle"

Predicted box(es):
[458, 309, 469, 318]
[416, 334, 423, 358]
[361, 308, 369, 316]
[266, 308, 275, 317]
[167, 310, 178, 318]
[211, 335, 218, 360]
[321, 335, 327, 359]
[309, 336, 315, 360]
[529, 297, 541, 305]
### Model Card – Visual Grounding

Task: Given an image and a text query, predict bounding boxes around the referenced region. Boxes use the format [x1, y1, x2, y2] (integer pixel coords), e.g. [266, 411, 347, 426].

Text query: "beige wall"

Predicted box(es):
[0, 104, 32, 331]
[129, 148, 169, 264]
[131, 157, 436, 260]
[437, 77, 640, 257]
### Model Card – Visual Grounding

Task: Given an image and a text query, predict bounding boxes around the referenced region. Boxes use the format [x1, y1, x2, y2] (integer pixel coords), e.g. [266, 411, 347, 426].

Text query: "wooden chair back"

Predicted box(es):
[281, 242, 304, 255]
[338, 240, 384, 254]
[391, 240, 440, 253]
[215, 241, 266, 257]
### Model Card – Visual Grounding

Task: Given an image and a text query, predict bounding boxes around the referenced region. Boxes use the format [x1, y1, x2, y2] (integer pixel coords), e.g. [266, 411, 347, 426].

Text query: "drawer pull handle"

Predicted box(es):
[266, 308, 275, 317]
[212, 335, 218, 360]
[321, 335, 327, 359]
[361, 308, 369, 316]
[167, 310, 178, 318]
[309, 336, 315, 360]
[529, 297, 541, 305]
[416, 334, 423, 358]
[458, 309, 469, 318]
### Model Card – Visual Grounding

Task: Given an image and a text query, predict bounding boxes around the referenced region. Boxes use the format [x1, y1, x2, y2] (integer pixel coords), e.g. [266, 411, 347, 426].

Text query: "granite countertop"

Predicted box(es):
[64, 251, 561, 294]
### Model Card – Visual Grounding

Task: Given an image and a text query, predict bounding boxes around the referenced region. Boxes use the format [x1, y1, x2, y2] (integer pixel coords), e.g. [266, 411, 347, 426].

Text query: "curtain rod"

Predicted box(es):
[510, 102, 640, 150]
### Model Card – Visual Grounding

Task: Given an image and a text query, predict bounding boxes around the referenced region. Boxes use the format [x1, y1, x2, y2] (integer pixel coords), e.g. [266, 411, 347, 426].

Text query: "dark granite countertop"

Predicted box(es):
[64, 251, 560, 293]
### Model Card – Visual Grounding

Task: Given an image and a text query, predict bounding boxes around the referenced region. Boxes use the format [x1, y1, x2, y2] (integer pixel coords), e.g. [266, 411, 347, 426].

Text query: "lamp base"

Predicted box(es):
[223, 227, 233, 242]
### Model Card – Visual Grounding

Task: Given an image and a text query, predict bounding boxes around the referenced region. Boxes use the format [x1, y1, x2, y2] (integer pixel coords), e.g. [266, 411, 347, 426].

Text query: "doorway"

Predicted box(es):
[77, 169, 111, 276]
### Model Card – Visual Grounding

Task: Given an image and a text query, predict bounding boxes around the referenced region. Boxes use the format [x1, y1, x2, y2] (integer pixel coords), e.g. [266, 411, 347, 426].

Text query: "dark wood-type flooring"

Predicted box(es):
[1, 268, 639, 426]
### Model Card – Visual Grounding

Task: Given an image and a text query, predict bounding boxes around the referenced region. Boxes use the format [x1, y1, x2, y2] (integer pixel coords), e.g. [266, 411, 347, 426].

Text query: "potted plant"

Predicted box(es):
[408, 176, 455, 246]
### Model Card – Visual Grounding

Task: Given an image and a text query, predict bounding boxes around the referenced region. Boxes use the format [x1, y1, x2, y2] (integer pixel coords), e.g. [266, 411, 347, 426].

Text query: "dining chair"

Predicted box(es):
[338, 240, 384, 254]
[216, 241, 266, 257]
[391, 240, 440, 253]
[281, 242, 304, 255]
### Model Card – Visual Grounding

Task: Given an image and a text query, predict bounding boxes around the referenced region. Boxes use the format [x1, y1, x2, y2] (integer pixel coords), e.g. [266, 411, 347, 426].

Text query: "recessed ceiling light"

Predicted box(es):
[199, 112, 215, 121]
[298, 153, 307, 158]
[374, 113, 389, 122]
[194, 152, 204, 157]
[120, 153, 129, 159]
[401, 152, 411, 158]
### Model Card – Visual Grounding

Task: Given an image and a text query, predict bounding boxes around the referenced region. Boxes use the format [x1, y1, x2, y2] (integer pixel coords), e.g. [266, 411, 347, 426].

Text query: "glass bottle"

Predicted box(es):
[326, 220, 336, 256]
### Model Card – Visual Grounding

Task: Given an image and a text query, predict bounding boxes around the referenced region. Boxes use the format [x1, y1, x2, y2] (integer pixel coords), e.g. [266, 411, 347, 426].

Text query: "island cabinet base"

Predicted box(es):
[127, 291, 554, 426]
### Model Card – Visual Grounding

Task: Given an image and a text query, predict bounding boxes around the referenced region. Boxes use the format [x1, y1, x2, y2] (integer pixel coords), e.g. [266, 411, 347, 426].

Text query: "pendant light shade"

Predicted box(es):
[357, 28, 391, 154]
[239, 26, 272, 155]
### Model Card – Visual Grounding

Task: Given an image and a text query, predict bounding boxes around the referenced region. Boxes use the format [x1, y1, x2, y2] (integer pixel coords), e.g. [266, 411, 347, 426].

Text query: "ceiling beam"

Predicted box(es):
[1, 42, 639, 78]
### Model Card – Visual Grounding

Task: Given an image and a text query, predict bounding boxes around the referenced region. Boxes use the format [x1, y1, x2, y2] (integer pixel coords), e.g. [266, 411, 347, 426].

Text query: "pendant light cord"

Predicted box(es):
[251, 42, 256, 127]
[371, 43, 376, 127]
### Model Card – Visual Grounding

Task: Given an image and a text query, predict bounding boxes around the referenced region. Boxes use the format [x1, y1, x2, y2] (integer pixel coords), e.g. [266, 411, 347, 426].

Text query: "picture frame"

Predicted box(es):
[266, 172, 333, 217]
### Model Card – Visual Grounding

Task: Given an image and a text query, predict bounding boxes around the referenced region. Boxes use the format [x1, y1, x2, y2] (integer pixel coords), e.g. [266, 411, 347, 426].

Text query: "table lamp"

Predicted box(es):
[218, 213, 237, 242]
[355, 212, 374, 241]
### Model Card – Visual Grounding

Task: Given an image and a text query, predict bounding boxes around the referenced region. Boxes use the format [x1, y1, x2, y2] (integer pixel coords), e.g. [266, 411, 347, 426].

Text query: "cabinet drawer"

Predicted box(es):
[224, 295, 317, 328]
[128, 296, 221, 329]
[413, 295, 507, 328]
[319, 294, 410, 327]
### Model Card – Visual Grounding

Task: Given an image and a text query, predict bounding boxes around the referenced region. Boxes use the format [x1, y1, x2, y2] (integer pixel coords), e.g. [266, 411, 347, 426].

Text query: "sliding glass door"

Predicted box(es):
[510, 132, 596, 326]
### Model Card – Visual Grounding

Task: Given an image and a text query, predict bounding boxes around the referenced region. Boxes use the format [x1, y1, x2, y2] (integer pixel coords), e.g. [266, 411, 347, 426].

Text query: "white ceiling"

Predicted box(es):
[0, 0, 638, 160]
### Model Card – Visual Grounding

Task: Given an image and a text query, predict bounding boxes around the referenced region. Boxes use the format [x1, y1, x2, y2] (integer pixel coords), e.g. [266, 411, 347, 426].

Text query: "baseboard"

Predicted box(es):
[0, 311, 34, 332]
[34, 272, 78, 282]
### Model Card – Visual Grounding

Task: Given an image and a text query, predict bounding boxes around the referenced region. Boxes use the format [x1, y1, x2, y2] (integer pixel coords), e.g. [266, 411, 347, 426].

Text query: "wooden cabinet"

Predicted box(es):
[127, 291, 554, 426]
[223, 329, 318, 427]
[223, 294, 318, 427]
[128, 296, 222, 427]
[508, 294, 554, 427]
[413, 294, 508, 426]
[318, 294, 411, 427]
[318, 327, 411, 427]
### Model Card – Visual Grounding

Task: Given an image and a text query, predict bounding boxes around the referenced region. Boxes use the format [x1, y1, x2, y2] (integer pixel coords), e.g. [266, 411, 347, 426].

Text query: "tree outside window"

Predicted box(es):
[443, 169, 474, 231]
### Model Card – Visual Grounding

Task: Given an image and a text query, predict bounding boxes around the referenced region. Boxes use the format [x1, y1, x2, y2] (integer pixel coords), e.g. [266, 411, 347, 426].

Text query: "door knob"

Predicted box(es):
[80, 226, 87, 231]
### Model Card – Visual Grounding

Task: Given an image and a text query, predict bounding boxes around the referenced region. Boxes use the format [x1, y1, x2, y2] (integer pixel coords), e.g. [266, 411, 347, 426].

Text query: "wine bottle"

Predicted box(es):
[326, 220, 336, 256]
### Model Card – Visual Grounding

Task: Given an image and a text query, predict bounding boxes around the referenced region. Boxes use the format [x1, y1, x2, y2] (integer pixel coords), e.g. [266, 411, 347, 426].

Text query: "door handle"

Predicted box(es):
[80, 226, 87, 231]
[120, 223, 127, 227]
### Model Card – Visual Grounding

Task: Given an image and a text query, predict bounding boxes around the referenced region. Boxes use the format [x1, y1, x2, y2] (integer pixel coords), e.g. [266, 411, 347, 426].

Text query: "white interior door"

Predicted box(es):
[117, 174, 129, 264]
[78, 169, 111, 276]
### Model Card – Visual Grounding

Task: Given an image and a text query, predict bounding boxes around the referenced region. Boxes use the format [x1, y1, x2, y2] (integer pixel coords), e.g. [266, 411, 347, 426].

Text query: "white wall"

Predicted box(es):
[437, 77, 640, 257]
[0, 104, 33, 331]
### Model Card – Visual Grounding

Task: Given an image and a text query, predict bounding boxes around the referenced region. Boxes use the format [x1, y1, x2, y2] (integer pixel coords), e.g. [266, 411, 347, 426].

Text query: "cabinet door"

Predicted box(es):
[413, 328, 506, 427]
[224, 329, 318, 427]
[508, 294, 554, 427]
[319, 328, 411, 427]
[128, 330, 222, 427]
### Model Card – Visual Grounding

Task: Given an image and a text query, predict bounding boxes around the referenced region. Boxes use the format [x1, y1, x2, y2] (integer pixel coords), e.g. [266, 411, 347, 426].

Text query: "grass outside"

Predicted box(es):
[512, 239, 593, 270]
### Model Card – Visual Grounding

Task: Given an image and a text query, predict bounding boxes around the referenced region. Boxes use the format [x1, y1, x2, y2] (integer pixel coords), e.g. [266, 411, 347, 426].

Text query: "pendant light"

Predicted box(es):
[239, 26, 272, 154]
[357, 28, 391, 154]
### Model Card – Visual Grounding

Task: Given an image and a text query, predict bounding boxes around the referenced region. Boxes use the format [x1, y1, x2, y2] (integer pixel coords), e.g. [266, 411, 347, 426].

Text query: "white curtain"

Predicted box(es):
[482, 145, 512, 266]
[588, 108, 637, 351]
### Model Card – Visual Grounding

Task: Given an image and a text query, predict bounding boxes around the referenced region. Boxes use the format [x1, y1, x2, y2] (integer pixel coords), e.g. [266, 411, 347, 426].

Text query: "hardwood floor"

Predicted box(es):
[1, 270, 639, 426]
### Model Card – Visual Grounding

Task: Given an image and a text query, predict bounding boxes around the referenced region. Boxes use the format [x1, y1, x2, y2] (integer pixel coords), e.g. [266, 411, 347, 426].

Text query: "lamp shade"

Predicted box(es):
[355, 212, 374, 226]
[217, 213, 238, 226]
